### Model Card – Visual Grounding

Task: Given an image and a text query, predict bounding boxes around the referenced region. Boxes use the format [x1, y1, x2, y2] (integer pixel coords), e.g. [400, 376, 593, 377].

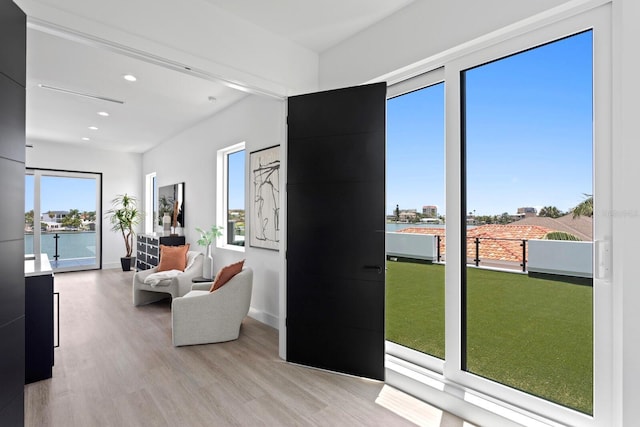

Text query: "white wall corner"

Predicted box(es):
[248, 307, 278, 330]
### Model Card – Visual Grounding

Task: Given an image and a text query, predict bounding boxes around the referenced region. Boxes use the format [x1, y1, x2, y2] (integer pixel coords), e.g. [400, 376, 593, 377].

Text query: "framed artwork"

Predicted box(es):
[249, 145, 280, 250]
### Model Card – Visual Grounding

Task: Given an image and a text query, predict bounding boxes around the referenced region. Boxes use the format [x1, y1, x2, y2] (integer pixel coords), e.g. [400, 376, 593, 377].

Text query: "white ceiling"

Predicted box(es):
[201, 0, 414, 52]
[25, 0, 415, 153]
[26, 29, 248, 153]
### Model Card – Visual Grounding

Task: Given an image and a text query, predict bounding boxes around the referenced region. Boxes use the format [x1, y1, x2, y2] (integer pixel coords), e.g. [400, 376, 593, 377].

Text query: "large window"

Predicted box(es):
[385, 4, 612, 426]
[217, 142, 246, 249]
[25, 169, 102, 272]
[144, 172, 157, 234]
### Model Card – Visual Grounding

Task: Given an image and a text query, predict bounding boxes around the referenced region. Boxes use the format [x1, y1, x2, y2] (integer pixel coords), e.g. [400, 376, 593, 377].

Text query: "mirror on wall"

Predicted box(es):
[158, 182, 185, 229]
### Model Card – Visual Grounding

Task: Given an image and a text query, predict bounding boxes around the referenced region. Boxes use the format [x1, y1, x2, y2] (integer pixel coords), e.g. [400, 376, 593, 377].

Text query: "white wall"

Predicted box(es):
[612, 0, 640, 424]
[319, 0, 570, 89]
[25, 140, 142, 269]
[142, 95, 285, 329]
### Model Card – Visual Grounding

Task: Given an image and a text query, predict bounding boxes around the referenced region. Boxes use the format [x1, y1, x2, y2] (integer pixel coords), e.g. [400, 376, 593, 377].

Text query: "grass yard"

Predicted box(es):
[386, 261, 593, 415]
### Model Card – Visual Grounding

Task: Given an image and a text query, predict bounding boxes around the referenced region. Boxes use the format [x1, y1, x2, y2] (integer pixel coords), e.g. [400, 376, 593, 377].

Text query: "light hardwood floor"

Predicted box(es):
[25, 269, 470, 427]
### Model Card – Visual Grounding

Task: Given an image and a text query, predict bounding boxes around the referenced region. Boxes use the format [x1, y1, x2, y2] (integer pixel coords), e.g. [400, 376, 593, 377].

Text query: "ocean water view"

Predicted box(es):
[386, 222, 444, 232]
[24, 231, 97, 261]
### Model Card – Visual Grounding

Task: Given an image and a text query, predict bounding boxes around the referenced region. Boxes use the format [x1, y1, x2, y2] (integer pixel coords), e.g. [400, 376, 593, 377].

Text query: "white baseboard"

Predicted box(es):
[103, 262, 122, 269]
[248, 307, 278, 329]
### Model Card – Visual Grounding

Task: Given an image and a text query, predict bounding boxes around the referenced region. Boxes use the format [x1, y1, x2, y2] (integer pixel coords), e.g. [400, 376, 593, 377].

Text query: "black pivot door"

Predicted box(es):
[287, 82, 386, 380]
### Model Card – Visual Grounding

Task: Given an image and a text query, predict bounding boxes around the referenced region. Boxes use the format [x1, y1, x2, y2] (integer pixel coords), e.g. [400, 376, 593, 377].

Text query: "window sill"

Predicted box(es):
[217, 243, 245, 253]
[385, 354, 581, 427]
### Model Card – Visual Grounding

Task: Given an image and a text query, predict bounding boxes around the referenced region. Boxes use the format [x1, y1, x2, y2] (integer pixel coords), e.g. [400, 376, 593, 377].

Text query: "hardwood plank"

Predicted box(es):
[25, 269, 469, 426]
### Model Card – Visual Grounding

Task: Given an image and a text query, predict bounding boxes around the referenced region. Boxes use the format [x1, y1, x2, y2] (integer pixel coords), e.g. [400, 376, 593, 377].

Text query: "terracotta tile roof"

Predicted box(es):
[397, 224, 554, 264]
[466, 224, 551, 263]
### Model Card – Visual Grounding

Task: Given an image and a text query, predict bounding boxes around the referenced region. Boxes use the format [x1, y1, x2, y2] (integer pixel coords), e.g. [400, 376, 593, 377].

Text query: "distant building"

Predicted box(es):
[512, 207, 537, 221]
[41, 210, 68, 223]
[422, 205, 438, 218]
[517, 207, 537, 217]
[42, 221, 63, 232]
[399, 209, 417, 222]
[420, 217, 442, 224]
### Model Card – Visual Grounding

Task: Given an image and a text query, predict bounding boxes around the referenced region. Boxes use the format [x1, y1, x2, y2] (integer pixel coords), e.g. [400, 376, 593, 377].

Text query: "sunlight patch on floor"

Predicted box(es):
[376, 385, 475, 427]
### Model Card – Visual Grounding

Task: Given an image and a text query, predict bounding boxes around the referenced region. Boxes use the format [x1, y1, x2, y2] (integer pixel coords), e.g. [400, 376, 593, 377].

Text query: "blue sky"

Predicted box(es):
[228, 150, 246, 210]
[387, 30, 593, 216]
[387, 82, 445, 216]
[25, 175, 97, 213]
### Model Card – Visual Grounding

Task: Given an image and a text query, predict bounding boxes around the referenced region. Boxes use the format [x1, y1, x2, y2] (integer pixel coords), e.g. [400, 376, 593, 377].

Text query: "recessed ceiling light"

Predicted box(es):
[97, 111, 109, 117]
[123, 74, 137, 82]
[88, 126, 98, 130]
[82, 137, 90, 141]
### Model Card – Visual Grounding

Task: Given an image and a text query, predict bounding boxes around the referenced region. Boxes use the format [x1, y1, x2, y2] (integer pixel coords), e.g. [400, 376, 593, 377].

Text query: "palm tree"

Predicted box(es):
[25, 209, 34, 227]
[539, 206, 563, 218]
[62, 208, 82, 229]
[572, 194, 593, 218]
[106, 194, 142, 259]
[542, 231, 581, 241]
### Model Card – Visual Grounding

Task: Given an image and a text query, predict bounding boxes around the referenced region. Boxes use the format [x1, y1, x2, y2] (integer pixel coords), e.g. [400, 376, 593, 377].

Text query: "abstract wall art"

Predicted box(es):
[249, 145, 280, 250]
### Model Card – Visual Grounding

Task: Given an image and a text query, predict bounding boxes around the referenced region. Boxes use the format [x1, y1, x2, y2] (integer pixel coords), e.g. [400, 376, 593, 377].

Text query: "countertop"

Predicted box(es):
[25, 254, 53, 277]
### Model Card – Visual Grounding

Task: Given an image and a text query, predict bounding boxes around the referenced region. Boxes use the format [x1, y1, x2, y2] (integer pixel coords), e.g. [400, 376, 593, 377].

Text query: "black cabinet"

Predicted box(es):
[0, 0, 26, 87]
[25, 273, 54, 384]
[0, 1, 26, 423]
[136, 235, 186, 270]
[0, 77, 25, 162]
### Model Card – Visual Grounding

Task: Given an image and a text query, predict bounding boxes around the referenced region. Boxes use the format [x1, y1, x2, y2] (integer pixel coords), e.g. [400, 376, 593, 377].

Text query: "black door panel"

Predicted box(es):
[287, 82, 386, 380]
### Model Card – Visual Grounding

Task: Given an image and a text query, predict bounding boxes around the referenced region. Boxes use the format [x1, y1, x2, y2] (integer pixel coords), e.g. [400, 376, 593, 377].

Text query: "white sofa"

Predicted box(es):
[132, 251, 203, 306]
[172, 267, 253, 346]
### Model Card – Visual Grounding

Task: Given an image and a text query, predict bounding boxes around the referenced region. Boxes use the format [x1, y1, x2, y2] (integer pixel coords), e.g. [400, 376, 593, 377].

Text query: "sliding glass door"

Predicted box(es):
[25, 169, 102, 272]
[462, 30, 594, 415]
[385, 4, 612, 426]
[386, 70, 446, 368]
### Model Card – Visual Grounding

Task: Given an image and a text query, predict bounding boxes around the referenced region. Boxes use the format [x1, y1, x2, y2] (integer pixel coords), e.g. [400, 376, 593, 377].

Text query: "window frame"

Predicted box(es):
[217, 142, 246, 252]
[384, 3, 612, 426]
[144, 172, 156, 234]
[386, 67, 446, 375]
[25, 168, 103, 272]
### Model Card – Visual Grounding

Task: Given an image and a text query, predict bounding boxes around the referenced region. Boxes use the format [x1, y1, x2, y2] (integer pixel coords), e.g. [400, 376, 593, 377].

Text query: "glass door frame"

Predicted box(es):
[383, 3, 613, 426]
[444, 4, 612, 426]
[26, 168, 103, 272]
[385, 67, 446, 375]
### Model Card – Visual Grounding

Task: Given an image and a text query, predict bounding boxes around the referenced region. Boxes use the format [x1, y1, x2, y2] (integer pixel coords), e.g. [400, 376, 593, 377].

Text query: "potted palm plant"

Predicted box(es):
[107, 194, 142, 271]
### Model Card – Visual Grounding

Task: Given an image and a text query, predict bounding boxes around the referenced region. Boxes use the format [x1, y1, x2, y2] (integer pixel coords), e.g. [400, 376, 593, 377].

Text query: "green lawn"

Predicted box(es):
[386, 261, 593, 415]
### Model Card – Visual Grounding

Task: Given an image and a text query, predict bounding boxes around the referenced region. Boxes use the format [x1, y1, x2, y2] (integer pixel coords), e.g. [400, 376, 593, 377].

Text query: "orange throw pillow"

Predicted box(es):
[209, 260, 245, 292]
[157, 244, 190, 272]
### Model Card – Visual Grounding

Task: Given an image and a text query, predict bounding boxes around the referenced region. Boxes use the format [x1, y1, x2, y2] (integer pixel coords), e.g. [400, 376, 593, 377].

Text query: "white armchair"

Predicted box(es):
[171, 267, 253, 346]
[132, 251, 203, 306]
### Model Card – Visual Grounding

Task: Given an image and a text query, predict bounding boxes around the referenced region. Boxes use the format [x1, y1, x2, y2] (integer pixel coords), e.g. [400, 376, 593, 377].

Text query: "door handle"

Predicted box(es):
[364, 265, 383, 274]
